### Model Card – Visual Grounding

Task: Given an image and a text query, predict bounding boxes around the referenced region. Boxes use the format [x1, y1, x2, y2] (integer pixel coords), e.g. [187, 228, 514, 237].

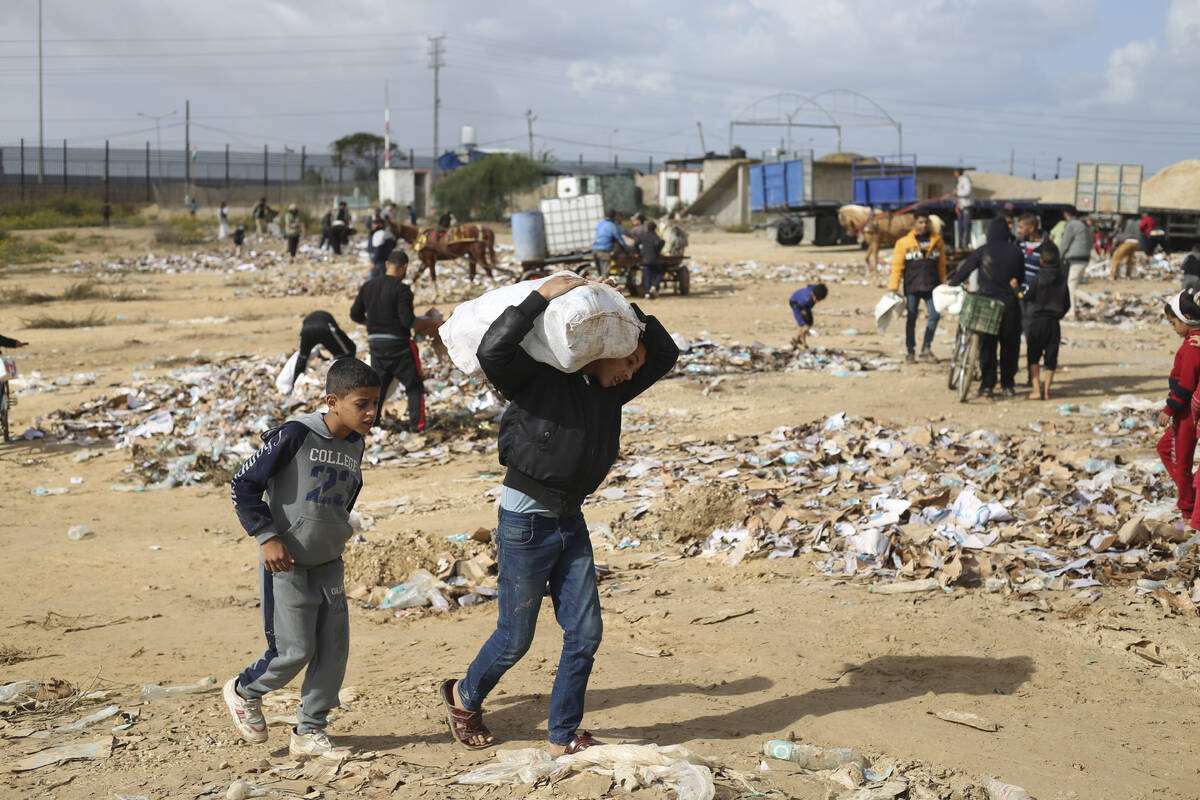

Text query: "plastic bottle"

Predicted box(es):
[981, 776, 1036, 800]
[427, 588, 451, 612]
[759, 740, 866, 769]
[67, 525, 92, 541]
[140, 676, 218, 701]
[380, 570, 435, 609]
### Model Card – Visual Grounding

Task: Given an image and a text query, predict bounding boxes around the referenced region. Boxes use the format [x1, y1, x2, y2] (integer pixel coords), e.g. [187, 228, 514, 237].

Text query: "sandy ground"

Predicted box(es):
[1, 225, 1198, 800]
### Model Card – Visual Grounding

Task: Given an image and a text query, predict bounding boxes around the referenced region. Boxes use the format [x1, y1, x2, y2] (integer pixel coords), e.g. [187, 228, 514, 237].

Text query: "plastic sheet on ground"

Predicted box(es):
[456, 743, 718, 800]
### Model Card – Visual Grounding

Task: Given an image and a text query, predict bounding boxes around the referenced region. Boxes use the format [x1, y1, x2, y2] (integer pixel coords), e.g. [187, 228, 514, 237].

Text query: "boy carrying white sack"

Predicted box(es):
[440, 273, 679, 753]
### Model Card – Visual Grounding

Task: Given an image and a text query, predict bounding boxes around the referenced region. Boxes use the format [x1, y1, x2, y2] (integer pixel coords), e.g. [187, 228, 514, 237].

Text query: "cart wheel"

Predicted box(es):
[675, 266, 690, 296]
[956, 331, 977, 403]
[776, 220, 803, 246]
[626, 267, 644, 297]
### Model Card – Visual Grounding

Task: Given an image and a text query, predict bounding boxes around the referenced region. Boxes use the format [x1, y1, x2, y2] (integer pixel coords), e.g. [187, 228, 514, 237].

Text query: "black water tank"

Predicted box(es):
[730, 146, 746, 159]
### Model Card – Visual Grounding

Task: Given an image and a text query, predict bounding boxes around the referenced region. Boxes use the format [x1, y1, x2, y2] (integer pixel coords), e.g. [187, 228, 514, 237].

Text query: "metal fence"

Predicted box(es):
[0, 141, 431, 207]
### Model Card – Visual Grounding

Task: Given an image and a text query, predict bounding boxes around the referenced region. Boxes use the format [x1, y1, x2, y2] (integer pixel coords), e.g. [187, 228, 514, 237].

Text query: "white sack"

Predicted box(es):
[440, 272, 644, 375]
[275, 351, 300, 395]
[932, 284, 964, 315]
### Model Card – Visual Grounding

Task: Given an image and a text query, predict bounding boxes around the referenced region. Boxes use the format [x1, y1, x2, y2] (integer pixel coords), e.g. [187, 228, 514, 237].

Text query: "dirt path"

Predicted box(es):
[1, 226, 1197, 799]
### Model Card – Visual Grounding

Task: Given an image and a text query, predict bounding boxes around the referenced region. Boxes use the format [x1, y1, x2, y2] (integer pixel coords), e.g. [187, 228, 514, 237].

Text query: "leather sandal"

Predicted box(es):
[563, 730, 606, 754]
[440, 679, 494, 750]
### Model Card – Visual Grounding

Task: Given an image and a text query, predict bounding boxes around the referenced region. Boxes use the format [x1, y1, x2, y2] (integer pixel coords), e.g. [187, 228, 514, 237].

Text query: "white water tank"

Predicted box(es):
[461, 125, 477, 148]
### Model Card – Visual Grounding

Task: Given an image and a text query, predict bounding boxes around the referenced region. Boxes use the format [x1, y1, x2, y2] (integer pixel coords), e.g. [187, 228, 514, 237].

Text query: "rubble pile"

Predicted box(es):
[672, 336, 899, 379]
[605, 401, 1200, 612]
[24, 340, 502, 489]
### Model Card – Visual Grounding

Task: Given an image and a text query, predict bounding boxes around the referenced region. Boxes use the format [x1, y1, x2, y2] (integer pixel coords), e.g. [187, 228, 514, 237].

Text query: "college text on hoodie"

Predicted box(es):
[889, 228, 946, 294]
[231, 411, 365, 566]
[478, 291, 679, 517]
[949, 217, 1025, 302]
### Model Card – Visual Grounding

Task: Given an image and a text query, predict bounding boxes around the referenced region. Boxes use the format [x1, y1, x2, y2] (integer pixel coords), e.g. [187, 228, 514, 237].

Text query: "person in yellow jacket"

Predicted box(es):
[889, 210, 947, 363]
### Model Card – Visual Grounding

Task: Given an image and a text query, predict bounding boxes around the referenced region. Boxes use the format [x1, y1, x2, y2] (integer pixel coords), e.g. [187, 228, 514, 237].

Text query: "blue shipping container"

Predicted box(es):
[750, 160, 807, 211]
[853, 176, 915, 206]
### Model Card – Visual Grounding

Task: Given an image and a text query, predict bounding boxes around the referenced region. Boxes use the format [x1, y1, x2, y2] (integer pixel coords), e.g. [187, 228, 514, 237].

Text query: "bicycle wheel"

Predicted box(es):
[1, 382, 9, 442]
[956, 330, 977, 403]
[947, 326, 965, 390]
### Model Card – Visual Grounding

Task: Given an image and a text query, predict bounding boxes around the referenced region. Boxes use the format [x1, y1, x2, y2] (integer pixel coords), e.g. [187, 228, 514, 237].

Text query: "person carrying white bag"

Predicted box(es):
[440, 272, 645, 376]
[440, 273, 679, 754]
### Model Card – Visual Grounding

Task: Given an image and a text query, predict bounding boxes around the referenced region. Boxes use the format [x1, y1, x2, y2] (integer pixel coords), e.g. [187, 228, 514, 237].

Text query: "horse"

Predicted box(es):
[396, 223, 497, 296]
[837, 204, 944, 280]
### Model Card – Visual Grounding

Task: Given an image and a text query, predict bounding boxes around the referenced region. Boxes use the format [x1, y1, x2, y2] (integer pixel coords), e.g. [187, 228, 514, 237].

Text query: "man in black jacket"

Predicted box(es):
[948, 217, 1026, 397]
[287, 310, 356, 391]
[349, 250, 424, 431]
[441, 274, 678, 755]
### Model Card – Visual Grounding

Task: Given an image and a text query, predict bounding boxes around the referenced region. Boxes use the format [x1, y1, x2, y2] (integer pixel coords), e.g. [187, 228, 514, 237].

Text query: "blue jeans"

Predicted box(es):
[369, 260, 386, 281]
[459, 509, 603, 745]
[906, 291, 940, 354]
[957, 208, 972, 249]
[642, 262, 664, 295]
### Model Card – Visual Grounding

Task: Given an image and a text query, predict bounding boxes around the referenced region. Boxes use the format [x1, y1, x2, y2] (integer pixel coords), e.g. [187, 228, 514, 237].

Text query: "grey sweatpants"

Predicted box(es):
[237, 559, 349, 733]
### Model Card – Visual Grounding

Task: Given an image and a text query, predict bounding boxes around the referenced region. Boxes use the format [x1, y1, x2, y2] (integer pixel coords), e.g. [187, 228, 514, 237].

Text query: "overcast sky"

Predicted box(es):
[1, 0, 1198, 177]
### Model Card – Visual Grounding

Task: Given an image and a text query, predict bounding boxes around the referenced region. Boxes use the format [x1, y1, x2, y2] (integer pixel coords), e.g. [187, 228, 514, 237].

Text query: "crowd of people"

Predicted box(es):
[869, 205, 1184, 401]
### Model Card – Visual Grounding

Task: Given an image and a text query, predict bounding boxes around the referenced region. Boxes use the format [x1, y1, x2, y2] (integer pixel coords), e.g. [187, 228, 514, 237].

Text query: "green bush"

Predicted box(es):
[0, 231, 59, 264]
[153, 214, 209, 245]
[0, 195, 139, 230]
[434, 154, 544, 222]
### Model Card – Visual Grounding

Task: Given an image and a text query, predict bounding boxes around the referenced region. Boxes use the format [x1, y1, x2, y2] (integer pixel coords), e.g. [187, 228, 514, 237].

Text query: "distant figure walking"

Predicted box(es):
[218, 201, 230, 240]
[251, 197, 271, 239]
[954, 169, 973, 249]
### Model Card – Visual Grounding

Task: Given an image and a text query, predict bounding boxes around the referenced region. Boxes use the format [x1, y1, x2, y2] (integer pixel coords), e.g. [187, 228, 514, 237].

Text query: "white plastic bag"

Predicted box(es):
[440, 272, 644, 376]
[874, 292, 904, 333]
[932, 284, 964, 315]
[456, 743, 717, 800]
[275, 352, 300, 395]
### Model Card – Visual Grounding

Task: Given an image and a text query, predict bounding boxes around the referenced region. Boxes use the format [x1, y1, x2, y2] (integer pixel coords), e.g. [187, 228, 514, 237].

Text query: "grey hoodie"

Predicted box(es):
[231, 411, 365, 566]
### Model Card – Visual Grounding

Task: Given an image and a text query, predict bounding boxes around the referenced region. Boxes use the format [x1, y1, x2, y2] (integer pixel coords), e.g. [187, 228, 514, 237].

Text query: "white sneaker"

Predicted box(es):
[223, 678, 268, 744]
[289, 728, 349, 759]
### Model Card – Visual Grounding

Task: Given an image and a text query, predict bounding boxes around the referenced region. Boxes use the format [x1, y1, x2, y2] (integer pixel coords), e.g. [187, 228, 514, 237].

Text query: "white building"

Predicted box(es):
[378, 168, 431, 216]
[656, 169, 702, 210]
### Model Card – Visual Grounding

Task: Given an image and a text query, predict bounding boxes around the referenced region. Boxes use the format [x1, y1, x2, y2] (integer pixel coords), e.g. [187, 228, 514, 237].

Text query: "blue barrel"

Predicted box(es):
[511, 210, 548, 262]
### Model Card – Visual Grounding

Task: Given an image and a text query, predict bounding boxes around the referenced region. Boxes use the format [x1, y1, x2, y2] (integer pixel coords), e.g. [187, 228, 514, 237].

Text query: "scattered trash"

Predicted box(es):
[66, 525, 92, 541]
[760, 739, 867, 769]
[139, 676, 218, 701]
[53, 704, 120, 733]
[457, 743, 719, 800]
[931, 709, 999, 732]
[981, 775, 1037, 799]
[11, 736, 112, 772]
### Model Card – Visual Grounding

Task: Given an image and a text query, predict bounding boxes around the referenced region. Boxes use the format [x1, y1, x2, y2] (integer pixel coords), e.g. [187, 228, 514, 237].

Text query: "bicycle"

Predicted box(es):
[945, 292, 1004, 402]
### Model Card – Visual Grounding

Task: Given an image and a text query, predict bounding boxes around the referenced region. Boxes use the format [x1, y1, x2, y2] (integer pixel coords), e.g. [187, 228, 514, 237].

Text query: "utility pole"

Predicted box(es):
[383, 80, 391, 168]
[138, 109, 176, 184]
[1055, 156, 1062, 179]
[282, 146, 292, 204]
[525, 109, 537, 159]
[37, 0, 44, 183]
[608, 129, 618, 163]
[427, 34, 445, 189]
[1009, 149, 1014, 176]
[696, 121, 705, 155]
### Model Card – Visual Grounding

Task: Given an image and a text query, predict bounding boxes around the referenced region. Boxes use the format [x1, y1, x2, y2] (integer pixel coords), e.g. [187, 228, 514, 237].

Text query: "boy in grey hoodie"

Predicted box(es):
[223, 358, 380, 757]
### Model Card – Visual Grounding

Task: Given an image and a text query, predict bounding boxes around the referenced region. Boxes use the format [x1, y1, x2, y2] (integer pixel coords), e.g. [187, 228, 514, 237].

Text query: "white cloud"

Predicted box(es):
[1102, 37, 1158, 104]
[1166, 0, 1200, 64]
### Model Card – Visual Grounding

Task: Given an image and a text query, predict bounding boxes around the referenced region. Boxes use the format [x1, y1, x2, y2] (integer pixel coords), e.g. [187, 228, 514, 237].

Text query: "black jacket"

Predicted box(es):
[633, 228, 665, 266]
[350, 276, 415, 339]
[478, 291, 679, 516]
[949, 217, 1025, 302]
[1024, 263, 1070, 319]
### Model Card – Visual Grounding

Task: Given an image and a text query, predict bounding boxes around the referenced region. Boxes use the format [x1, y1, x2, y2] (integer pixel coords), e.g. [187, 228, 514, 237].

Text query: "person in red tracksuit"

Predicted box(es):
[1158, 290, 1200, 524]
